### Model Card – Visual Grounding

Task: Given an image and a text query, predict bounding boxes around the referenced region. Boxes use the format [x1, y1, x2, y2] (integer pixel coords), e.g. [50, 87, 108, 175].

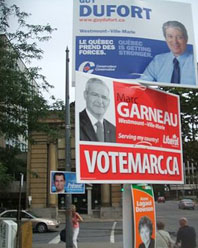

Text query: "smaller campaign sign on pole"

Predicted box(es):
[131, 184, 156, 248]
[50, 171, 85, 194]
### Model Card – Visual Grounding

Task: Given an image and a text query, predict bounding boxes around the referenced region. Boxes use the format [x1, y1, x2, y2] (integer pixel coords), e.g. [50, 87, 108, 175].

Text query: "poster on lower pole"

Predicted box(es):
[50, 171, 85, 194]
[131, 184, 156, 248]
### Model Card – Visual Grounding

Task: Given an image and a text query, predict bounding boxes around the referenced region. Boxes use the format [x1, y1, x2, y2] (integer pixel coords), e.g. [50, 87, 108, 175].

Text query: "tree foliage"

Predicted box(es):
[0, 147, 26, 186]
[0, 0, 64, 185]
[0, 162, 13, 188]
[0, 0, 59, 141]
[161, 87, 198, 162]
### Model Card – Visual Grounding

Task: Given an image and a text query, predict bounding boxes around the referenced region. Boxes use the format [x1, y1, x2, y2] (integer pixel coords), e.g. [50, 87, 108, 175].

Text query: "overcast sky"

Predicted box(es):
[11, 0, 198, 103]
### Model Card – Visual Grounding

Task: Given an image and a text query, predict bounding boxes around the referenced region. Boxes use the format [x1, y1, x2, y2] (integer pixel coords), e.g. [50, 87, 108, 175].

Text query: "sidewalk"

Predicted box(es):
[33, 242, 123, 248]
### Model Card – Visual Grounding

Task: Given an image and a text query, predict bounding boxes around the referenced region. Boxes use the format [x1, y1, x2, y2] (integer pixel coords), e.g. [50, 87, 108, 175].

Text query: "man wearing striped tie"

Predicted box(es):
[79, 77, 116, 142]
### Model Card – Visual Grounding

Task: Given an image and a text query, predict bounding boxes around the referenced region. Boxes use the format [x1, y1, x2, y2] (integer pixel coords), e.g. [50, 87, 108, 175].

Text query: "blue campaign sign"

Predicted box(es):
[65, 172, 85, 194]
[50, 171, 85, 194]
[75, 36, 170, 79]
[73, 0, 197, 88]
[76, 36, 194, 80]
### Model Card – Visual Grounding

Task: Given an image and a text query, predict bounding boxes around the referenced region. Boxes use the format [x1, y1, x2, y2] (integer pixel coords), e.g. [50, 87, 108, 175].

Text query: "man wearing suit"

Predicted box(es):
[140, 21, 196, 85]
[80, 78, 116, 142]
[53, 172, 66, 193]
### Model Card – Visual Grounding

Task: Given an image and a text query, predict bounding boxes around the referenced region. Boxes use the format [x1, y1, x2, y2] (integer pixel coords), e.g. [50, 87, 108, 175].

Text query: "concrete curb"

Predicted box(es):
[33, 242, 123, 248]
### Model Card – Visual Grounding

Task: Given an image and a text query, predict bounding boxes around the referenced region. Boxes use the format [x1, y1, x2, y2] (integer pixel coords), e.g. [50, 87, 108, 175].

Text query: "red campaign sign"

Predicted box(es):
[113, 82, 181, 150]
[76, 74, 183, 184]
[79, 144, 183, 183]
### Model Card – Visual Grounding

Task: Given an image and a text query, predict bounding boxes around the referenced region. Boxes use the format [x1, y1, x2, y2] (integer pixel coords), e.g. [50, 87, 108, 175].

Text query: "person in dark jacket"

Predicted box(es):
[176, 217, 196, 248]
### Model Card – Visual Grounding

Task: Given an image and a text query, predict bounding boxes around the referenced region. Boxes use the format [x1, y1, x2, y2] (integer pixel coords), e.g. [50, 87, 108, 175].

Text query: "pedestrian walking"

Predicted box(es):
[175, 217, 196, 248]
[72, 204, 83, 248]
[156, 221, 174, 248]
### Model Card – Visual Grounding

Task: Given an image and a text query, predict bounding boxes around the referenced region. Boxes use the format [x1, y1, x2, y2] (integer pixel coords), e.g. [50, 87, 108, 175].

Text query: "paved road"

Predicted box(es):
[33, 221, 122, 244]
[33, 221, 122, 248]
[33, 200, 198, 247]
[33, 242, 122, 248]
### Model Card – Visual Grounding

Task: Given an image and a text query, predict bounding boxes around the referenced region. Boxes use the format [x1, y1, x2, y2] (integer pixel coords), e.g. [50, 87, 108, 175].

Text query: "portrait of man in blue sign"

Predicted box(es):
[51, 171, 85, 194]
[140, 21, 196, 85]
[51, 172, 66, 193]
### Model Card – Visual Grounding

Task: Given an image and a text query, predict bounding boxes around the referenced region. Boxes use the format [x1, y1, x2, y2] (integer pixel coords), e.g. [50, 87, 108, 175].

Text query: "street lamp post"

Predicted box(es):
[65, 47, 73, 247]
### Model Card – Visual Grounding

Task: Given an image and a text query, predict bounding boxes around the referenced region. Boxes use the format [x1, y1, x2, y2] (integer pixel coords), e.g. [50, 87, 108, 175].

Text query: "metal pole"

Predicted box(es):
[65, 47, 73, 248]
[16, 173, 23, 248]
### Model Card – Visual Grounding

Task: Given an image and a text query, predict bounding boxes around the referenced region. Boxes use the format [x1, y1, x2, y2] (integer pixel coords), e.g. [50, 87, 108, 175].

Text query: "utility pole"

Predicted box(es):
[16, 173, 23, 248]
[65, 47, 73, 247]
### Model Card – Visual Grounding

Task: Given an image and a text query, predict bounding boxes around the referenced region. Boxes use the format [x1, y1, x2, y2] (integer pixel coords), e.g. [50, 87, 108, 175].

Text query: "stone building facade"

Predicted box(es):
[27, 115, 122, 218]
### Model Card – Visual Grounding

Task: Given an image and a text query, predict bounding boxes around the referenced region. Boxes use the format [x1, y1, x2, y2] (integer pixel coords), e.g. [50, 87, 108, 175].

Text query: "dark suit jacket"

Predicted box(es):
[139, 238, 155, 248]
[80, 109, 116, 142]
[177, 226, 196, 248]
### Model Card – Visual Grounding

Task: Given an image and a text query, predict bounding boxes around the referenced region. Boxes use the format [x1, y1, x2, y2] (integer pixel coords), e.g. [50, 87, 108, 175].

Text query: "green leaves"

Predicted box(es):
[0, 146, 26, 187]
[0, 0, 58, 140]
[161, 87, 198, 162]
[0, 0, 61, 185]
[0, 162, 13, 188]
